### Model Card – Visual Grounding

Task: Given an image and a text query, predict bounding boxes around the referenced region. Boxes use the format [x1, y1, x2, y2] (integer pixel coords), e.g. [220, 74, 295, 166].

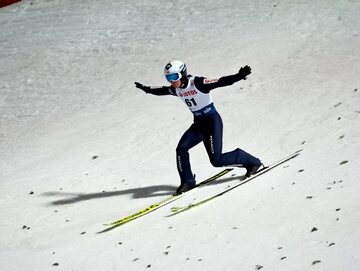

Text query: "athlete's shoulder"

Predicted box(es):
[194, 76, 219, 85]
[194, 76, 219, 93]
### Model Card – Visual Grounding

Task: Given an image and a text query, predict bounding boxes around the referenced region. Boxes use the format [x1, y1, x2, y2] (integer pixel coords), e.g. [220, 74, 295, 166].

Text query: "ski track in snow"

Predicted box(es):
[1, 0, 360, 270]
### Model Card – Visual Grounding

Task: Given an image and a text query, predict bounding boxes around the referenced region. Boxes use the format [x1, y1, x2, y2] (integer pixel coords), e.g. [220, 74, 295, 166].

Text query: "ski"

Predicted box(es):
[168, 150, 301, 217]
[97, 168, 234, 233]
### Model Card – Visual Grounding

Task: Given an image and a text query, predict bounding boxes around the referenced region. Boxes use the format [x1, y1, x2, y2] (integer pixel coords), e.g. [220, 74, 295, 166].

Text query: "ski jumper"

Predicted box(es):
[146, 74, 261, 186]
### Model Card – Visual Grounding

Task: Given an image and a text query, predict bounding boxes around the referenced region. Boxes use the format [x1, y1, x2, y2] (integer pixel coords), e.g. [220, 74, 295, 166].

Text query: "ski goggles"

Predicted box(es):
[165, 73, 181, 83]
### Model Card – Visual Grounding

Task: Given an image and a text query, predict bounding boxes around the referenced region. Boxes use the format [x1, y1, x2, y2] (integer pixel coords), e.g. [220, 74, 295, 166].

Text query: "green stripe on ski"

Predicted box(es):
[98, 168, 233, 233]
[104, 196, 174, 226]
[168, 151, 301, 217]
[98, 195, 180, 233]
[105, 168, 232, 226]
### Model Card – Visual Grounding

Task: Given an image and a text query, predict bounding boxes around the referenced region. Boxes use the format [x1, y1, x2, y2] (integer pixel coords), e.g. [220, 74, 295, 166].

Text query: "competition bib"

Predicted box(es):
[175, 77, 215, 116]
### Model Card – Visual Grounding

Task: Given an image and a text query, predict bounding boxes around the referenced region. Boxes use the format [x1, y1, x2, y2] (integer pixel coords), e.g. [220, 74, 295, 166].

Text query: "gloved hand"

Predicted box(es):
[238, 65, 251, 80]
[134, 82, 151, 93]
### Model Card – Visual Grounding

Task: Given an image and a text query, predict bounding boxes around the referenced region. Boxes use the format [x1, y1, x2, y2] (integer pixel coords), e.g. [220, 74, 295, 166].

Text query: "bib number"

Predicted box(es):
[185, 98, 197, 107]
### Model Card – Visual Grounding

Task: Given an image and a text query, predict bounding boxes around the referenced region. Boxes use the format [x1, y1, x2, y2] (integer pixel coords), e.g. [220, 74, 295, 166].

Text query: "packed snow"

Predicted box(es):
[1, 0, 359, 270]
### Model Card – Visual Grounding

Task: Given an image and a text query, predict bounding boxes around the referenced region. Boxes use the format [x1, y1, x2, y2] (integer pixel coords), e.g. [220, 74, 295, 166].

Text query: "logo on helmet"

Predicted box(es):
[165, 63, 172, 71]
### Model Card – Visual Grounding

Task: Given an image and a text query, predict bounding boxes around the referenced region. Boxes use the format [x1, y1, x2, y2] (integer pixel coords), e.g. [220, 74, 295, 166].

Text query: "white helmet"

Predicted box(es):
[164, 60, 187, 82]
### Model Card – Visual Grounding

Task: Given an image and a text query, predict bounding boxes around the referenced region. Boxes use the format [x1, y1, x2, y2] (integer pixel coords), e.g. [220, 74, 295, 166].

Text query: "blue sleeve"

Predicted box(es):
[194, 73, 243, 93]
[147, 86, 177, 96]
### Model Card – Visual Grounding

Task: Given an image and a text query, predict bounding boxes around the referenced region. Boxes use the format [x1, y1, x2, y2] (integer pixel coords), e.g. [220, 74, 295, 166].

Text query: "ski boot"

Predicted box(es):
[245, 163, 263, 178]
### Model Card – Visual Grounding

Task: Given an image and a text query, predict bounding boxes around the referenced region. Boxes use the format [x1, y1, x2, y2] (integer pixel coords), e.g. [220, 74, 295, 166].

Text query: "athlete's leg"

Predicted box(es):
[176, 123, 203, 186]
[203, 112, 261, 168]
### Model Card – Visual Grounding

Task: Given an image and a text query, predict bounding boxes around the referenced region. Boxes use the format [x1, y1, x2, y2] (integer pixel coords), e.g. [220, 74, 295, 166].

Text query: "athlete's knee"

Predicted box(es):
[176, 142, 189, 154]
[210, 156, 223, 167]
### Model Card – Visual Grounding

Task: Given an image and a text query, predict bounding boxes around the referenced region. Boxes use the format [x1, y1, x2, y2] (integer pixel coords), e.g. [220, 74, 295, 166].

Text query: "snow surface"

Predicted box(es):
[1, 0, 360, 270]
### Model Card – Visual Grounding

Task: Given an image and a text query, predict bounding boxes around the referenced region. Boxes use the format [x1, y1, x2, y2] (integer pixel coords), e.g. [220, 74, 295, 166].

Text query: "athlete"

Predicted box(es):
[135, 60, 262, 195]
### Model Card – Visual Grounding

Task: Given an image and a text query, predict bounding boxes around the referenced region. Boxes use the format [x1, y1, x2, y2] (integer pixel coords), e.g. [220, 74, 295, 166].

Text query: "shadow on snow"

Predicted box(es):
[42, 175, 244, 206]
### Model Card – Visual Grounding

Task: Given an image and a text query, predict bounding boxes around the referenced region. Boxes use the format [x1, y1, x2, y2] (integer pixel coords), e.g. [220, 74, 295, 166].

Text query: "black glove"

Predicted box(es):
[134, 82, 151, 93]
[238, 65, 251, 80]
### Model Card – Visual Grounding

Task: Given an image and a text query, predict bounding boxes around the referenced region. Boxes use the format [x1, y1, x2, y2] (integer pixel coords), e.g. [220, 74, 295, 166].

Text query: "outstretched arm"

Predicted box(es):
[194, 65, 252, 93]
[134, 82, 175, 96]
